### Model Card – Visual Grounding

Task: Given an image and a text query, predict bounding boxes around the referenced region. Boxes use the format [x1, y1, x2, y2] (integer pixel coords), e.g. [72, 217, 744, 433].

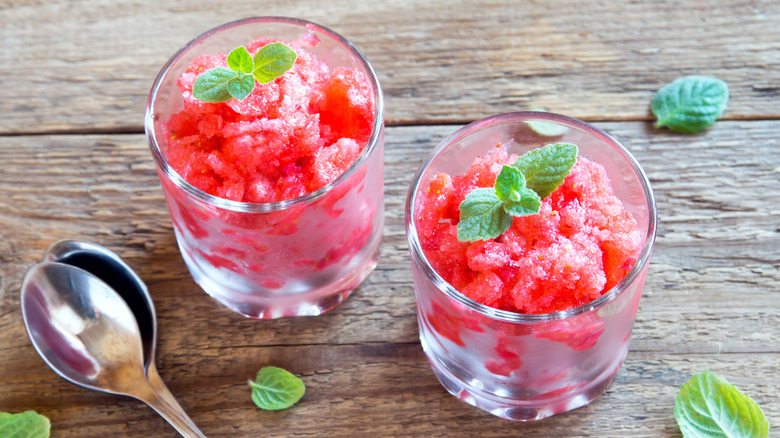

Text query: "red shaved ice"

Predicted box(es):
[416, 148, 642, 314]
[163, 38, 375, 203]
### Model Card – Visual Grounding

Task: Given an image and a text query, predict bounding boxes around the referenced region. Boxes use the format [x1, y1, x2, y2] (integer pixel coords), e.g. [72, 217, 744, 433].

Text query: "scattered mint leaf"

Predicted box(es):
[0, 411, 51, 438]
[513, 143, 578, 199]
[226, 47, 254, 74]
[227, 73, 255, 101]
[191, 42, 297, 103]
[253, 42, 298, 84]
[674, 371, 769, 438]
[526, 108, 570, 137]
[192, 67, 237, 103]
[457, 188, 513, 242]
[248, 366, 305, 411]
[652, 76, 729, 134]
[457, 143, 578, 242]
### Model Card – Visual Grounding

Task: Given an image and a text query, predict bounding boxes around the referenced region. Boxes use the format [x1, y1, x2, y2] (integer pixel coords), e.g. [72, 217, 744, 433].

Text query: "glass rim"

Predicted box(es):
[405, 111, 658, 323]
[144, 16, 384, 213]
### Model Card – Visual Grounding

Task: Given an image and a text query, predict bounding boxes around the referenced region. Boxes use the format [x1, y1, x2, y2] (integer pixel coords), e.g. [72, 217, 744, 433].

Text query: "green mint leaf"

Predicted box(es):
[248, 366, 305, 411]
[494, 165, 524, 202]
[652, 75, 729, 134]
[0, 411, 51, 438]
[503, 186, 541, 217]
[494, 164, 542, 216]
[192, 67, 237, 103]
[457, 188, 513, 242]
[253, 42, 298, 84]
[526, 108, 570, 137]
[226, 46, 254, 74]
[190, 43, 296, 103]
[456, 143, 578, 242]
[674, 371, 769, 438]
[227, 73, 255, 100]
[513, 143, 578, 199]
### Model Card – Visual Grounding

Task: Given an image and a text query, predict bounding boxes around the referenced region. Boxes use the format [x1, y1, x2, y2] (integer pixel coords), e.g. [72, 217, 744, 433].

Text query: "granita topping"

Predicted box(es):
[163, 36, 375, 203]
[415, 147, 642, 314]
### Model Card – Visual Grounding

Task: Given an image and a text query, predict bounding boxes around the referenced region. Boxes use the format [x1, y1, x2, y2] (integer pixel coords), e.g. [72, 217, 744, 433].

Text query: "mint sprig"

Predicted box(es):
[457, 143, 577, 242]
[674, 371, 769, 438]
[192, 43, 297, 103]
[0, 411, 51, 438]
[495, 165, 542, 216]
[248, 366, 305, 411]
[457, 187, 514, 242]
[652, 76, 728, 134]
[514, 142, 578, 199]
[226, 46, 254, 73]
[252, 42, 299, 84]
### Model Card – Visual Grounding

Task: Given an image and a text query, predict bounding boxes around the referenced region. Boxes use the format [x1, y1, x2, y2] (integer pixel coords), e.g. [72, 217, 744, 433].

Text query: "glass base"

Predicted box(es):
[425, 346, 622, 421]
[181, 233, 381, 319]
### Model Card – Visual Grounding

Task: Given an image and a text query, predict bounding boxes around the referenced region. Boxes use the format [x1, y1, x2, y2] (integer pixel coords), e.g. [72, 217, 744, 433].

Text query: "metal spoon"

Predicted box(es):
[21, 262, 206, 438]
[41, 239, 185, 413]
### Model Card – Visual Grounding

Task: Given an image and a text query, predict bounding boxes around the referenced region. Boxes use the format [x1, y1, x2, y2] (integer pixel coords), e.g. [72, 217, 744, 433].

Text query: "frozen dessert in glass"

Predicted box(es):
[405, 112, 656, 420]
[146, 17, 384, 319]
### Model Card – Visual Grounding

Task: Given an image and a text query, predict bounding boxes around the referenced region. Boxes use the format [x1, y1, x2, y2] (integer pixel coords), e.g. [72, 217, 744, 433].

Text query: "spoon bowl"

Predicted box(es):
[42, 240, 156, 368]
[21, 262, 205, 437]
[22, 262, 145, 394]
[42, 240, 187, 414]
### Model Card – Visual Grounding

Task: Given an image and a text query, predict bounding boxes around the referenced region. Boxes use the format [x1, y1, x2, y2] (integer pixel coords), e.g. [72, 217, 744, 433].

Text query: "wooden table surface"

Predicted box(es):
[1, 1, 778, 436]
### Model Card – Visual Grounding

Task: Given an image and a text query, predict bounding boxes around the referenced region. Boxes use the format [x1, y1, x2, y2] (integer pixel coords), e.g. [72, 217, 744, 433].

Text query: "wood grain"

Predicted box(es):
[2, 0, 778, 435]
[1, 0, 778, 134]
[1, 121, 778, 436]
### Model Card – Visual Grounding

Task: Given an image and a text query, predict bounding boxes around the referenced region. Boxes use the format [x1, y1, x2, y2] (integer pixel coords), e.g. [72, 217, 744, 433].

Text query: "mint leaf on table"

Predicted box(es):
[526, 108, 570, 137]
[457, 143, 577, 242]
[192, 43, 297, 102]
[252, 42, 298, 84]
[652, 75, 729, 134]
[526, 119, 570, 137]
[674, 371, 769, 438]
[513, 143, 578, 199]
[0, 411, 51, 438]
[248, 366, 305, 411]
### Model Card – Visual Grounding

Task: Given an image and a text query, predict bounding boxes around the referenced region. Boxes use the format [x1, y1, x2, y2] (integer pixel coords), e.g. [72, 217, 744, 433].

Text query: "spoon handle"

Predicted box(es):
[136, 379, 207, 438]
[147, 364, 189, 415]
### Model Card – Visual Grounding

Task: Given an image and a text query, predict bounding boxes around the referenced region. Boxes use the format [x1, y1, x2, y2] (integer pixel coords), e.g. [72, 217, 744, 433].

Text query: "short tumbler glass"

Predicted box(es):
[145, 17, 384, 319]
[405, 112, 656, 421]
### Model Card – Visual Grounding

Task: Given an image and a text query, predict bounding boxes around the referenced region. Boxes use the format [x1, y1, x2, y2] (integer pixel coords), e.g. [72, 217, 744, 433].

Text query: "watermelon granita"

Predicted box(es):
[416, 148, 642, 315]
[163, 36, 374, 203]
[406, 112, 656, 420]
[146, 18, 384, 319]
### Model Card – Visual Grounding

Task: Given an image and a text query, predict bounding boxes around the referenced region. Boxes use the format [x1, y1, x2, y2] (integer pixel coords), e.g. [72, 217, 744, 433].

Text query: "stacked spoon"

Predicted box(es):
[21, 240, 206, 438]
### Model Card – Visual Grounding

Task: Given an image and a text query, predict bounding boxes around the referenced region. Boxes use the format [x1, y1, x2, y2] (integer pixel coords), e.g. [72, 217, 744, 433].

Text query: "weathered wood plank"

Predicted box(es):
[1, 0, 778, 134]
[1, 345, 777, 437]
[1, 121, 778, 435]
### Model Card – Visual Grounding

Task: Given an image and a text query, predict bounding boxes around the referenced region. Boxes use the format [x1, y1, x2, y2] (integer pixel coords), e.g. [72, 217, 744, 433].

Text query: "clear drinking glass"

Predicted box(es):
[145, 17, 384, 319]
[405, 112, 656, 421]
